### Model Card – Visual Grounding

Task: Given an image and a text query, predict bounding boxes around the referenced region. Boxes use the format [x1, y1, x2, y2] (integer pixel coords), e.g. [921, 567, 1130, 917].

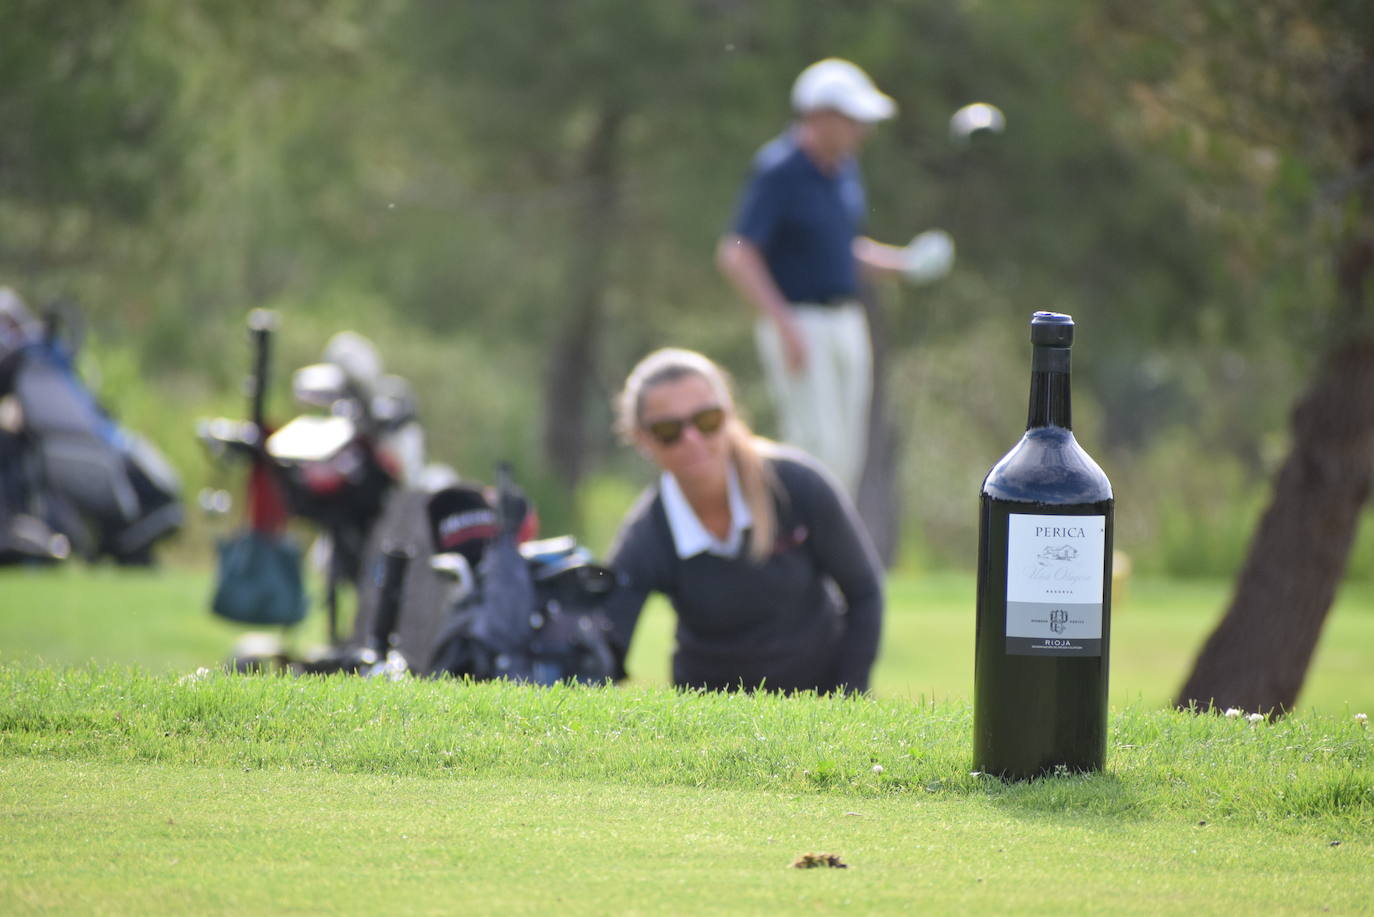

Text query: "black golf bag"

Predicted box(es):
[0, 301, 182, 565]
[420, 466, 618, 685]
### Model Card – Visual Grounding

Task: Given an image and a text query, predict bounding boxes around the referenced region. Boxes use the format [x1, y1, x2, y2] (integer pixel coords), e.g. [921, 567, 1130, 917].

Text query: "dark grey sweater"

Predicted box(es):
[604, 447, 884, 693]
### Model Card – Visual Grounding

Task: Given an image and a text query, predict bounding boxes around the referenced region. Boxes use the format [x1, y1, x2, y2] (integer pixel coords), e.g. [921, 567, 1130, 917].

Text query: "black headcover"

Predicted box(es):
[426, 484, 499, 568]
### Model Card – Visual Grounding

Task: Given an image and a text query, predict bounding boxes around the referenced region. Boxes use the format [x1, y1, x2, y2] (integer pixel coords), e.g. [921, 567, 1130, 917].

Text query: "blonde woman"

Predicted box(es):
[604, 348, 883, 694]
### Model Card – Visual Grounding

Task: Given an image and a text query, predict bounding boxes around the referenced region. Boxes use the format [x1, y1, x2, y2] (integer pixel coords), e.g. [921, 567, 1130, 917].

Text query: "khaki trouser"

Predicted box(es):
[754, 301, 871, 496]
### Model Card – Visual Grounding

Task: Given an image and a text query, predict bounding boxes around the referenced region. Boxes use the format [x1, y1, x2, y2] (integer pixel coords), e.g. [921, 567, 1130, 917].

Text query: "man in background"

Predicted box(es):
[716, 58, 952, 497]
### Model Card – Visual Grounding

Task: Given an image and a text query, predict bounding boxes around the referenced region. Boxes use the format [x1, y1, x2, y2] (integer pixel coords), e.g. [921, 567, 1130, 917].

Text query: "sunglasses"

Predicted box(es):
[643, 406, 726, 445]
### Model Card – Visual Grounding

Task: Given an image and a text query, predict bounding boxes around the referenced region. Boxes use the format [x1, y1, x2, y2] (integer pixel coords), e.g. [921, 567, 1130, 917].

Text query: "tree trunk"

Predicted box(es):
[856, 285, 901, 567]
[1175, 239, 1374, 715]
[541, 107, 624, 490]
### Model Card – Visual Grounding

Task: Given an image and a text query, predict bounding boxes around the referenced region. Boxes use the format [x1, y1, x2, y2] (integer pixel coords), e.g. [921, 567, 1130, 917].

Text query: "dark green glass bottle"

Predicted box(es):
[973, 312, 1114, 780]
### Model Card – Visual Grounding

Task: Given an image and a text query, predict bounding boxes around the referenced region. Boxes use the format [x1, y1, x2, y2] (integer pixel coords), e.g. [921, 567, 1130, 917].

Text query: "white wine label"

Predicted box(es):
[1005, 513, 1106, 656]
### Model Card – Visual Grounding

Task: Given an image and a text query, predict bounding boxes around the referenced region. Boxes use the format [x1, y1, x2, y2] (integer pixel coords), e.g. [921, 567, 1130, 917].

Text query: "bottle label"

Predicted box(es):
[1004, 513, 1106, 656]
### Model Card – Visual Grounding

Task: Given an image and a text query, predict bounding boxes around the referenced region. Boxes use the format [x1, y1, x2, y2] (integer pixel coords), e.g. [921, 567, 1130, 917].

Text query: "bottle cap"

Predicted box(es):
[1030, 311, 1073, 348]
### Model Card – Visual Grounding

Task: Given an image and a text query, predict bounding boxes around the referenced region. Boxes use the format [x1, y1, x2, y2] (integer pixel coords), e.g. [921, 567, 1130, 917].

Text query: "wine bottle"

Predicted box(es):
[973, 311, 1114, 780]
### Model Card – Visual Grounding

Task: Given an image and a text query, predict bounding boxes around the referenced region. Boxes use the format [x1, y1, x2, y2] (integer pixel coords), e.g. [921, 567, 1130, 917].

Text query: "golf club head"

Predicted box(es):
[950, 102, 1006, 145]
[430, 551, 477, 606]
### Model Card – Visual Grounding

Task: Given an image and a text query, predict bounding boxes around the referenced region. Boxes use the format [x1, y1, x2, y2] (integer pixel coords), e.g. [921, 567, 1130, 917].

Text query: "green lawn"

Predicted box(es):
[4, 564, 1371, 713]
[2, 669, 1371, 914]
[2, 565, 1372, 914]
[5, 760, 1370, 915]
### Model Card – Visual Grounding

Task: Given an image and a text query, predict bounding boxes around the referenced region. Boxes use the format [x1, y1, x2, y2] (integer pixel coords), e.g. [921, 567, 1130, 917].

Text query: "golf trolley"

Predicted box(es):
[201, 312, 619, 685]
[198, 310, 422, 663]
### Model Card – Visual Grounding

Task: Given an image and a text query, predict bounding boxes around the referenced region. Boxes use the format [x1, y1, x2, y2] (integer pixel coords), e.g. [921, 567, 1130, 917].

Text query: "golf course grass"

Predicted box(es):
[2, 565, 1372, 913]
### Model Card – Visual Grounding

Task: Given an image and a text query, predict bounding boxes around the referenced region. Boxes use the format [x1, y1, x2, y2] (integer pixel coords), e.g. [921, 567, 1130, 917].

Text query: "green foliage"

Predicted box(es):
[1090, 0, 1373, 340]
[2, 0, 1369, 578]
[0, 1, 182, 219]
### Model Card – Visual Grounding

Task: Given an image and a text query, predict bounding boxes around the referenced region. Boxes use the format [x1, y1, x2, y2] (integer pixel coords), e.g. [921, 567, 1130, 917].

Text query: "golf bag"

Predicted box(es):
[200, 312, 432, 644]
[423, 465, 618, 685]
[0, 294, 182, 565]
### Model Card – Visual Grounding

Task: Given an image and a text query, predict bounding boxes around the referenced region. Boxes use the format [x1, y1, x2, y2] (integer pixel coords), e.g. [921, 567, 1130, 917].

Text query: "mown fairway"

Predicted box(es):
[2, 669, 1372, 915]
[5, 760, 1371, 915]
[2, 567, 1373, 914]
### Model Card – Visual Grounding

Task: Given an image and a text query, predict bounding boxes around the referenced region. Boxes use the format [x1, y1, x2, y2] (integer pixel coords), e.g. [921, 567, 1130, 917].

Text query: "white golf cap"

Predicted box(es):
[791, 58, 896, 123]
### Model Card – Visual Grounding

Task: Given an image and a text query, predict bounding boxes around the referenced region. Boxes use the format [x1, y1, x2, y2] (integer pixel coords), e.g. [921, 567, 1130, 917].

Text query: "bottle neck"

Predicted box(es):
[1027, 345, 1072, 430]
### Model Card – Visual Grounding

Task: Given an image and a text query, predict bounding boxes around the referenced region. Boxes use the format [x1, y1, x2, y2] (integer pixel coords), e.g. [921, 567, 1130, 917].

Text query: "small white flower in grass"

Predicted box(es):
[1224, 708, 1242, 719]
[177, 667, 212, 685]
[1247, 713, 1265, 724]
[872, 764, 884, 774]
[1356, 713, 1368, 724]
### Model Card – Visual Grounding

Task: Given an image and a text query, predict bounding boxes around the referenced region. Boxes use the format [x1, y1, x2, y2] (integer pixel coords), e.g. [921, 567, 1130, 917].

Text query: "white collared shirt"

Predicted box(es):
[660, 464, 754, 560]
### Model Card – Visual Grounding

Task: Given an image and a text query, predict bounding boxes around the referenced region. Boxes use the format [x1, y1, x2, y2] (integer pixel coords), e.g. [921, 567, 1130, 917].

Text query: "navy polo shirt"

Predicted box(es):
[730, 130, 867, 304]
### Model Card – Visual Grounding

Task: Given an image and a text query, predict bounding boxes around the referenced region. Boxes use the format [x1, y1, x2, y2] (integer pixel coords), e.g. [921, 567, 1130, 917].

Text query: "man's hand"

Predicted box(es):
[716, 234, 808, 371]
[778, 313, 809, 373]
[854, 231, 956, 285]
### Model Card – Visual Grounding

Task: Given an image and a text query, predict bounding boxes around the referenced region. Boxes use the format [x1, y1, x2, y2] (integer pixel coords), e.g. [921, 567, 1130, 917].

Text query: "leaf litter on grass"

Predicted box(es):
[791, 852, 848, 869]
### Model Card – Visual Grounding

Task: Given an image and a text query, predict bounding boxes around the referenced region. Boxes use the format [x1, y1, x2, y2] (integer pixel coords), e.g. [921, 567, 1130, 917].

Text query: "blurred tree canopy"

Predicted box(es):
[1089, 0, 1374, 713]
[2, 0, 1370, 604]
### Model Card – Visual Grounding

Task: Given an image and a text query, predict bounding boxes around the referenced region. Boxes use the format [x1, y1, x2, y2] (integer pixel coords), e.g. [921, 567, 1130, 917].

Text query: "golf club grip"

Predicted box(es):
[372, 546, 412, 650]
[246, 309, 275, 433]
[494, 461, 525, 533]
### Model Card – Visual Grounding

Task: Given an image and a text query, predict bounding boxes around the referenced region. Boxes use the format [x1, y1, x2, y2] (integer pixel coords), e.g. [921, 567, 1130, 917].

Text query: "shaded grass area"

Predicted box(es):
[3, 666, 1371, 832]
[5, 566, 1374, 713]
[4, 758, 1371, 916]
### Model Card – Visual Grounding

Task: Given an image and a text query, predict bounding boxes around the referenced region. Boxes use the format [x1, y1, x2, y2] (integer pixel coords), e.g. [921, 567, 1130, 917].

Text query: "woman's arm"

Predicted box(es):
[788, 458, 885, 692]
[602, 492, 671, 678]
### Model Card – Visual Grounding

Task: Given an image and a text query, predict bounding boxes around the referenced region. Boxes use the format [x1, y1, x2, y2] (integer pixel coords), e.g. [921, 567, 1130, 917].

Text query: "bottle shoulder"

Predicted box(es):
[981, 427, 1113, 504]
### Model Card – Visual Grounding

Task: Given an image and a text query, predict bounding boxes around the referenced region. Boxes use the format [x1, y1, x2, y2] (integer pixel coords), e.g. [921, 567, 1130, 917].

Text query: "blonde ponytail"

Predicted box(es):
[729, 423, 779, 563]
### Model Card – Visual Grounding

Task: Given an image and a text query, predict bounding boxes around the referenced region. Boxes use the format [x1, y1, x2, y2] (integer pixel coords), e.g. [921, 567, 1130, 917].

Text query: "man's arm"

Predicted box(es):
[855, 230, 956, 285]
[853, 236, 909, 278]
[715, 233, 808, 372]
